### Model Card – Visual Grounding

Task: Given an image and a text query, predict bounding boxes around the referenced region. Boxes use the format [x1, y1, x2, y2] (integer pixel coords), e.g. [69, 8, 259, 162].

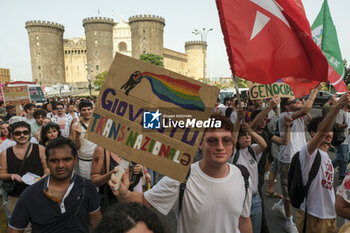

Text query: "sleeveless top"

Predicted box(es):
[99, 151, 119, 199]
[6, 144, 44, 197]
[77, 121, 96, 160]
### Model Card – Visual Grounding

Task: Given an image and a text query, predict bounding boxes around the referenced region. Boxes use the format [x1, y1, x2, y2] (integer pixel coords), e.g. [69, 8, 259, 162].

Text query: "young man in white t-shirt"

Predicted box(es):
[234, 123, 267, 233]
[295, 92, 350, 233]
[109, 111, 253, 233]
[272, 87, 320, 233]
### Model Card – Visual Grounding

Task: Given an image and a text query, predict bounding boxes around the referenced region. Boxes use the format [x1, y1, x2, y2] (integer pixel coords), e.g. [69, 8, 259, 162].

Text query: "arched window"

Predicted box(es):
[118, 42, 127, 51]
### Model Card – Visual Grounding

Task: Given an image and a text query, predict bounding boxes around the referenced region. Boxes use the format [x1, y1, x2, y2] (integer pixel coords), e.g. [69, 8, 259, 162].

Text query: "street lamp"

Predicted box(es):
[192, 28, 213, 42]
[192, 28, 213, 83]
[85, 64, 94, 97]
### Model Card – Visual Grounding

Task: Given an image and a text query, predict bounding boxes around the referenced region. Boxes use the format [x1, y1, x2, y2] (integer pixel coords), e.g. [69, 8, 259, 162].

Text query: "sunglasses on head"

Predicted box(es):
[12, 130, 30, 137]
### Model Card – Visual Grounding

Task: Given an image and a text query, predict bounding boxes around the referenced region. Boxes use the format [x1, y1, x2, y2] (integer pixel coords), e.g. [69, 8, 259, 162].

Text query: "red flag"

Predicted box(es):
[216, 0, 329, 97]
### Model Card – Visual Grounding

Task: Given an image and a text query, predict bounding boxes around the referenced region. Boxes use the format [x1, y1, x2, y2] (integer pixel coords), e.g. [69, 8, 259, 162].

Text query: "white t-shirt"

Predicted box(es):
[218, 104, 228, 116]
[73, 121, 97, 160]
[235, 144, 262, 193]
[299, 144, 336, 219]
[230, 111, 237, 124]
[144, 162, 252, 233]
[22, 116, 35, 125]
[51, 114, 71, 138]
[278, 112, 306, 163]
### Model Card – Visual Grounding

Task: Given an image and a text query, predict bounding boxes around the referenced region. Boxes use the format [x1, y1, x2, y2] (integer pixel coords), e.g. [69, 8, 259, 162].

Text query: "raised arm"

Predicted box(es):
[291, 86, 320, 120]
[251, 96, 280, 128]
[271, 115, 292, 145]
[243, 123, 267, 155]
[307, 92, 350, 155]
[232, 109, 244, 148]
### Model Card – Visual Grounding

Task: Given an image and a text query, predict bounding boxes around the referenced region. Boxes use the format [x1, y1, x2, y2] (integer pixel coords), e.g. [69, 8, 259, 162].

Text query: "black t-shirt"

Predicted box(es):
[9, 174, 100, 233]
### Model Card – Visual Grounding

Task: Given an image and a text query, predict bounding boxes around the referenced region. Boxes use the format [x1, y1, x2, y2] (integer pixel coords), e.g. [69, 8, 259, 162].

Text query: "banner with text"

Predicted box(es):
[86, 53, 219, 182]
[249, 82, 294, 100]
[2, 86, 30, 106]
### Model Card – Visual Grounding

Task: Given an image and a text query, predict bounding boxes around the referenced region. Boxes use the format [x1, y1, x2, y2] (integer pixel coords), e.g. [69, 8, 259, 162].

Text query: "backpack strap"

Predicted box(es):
[302, 150, 321, 233]
[247, 146, 257, 161]
[179, 167, 191, 211]
[232, 146, 256, 164]
[232, 150, 240, 164]
[234, 164, 250, 201]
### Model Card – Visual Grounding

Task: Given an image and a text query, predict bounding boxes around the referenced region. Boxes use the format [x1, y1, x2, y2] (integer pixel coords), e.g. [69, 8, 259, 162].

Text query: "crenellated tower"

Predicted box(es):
[128, 15, 165, 59]
[185, 41, 207, 81]
[25, 20, 65, 85]
[82, 17, 114, 82]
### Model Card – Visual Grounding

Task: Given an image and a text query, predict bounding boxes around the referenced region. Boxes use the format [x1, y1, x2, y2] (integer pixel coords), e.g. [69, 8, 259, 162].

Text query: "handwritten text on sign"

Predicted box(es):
[249, 82, 294, 100]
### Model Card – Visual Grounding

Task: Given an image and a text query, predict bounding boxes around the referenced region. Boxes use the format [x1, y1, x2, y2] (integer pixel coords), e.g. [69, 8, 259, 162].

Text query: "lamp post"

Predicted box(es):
[192, 28, 213, 83]
[85, 64, 93, 97]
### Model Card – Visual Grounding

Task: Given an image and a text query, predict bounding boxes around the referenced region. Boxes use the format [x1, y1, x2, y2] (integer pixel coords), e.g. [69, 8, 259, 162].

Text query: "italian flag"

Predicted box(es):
[311, 0, 347, 92]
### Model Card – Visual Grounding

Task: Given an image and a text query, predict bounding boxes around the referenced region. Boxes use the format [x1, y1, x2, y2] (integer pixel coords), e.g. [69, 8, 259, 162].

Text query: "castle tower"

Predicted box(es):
[83, 17, 114, 82]
[185, 41, 207, 81]
[128, 15, 165, 59]
[25, 20, 65, 85]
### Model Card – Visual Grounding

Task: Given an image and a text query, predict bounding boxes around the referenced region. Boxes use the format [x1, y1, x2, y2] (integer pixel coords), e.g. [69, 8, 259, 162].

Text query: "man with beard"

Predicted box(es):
[70, 100, 97, 179]
[271, 87, 320, 233]
[0, 121, 49, 216]
[7, 137, 101, 233]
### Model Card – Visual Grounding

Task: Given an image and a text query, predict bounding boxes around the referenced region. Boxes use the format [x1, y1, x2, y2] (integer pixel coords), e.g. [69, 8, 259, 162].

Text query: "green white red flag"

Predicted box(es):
[311, 0, 347, 92]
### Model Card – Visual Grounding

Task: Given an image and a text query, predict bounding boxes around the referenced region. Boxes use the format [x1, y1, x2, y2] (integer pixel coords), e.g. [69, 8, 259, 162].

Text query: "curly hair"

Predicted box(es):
[93, 202, 166, 233]
[40, 122, 61, 145]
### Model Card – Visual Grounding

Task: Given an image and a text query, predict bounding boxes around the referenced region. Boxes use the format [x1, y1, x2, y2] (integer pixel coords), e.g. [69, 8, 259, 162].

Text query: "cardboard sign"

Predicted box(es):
[2, 86, 30, 106]
[86, 53, 219, 182]
[249, 82, 294, 100]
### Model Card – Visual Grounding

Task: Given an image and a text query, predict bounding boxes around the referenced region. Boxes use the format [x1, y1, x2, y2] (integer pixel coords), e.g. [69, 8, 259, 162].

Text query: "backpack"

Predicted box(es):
[232, 146, 256, 164]
[331, 124, 345, 147]
[288, 150, 321, 209]
[178, 164, 250, 211]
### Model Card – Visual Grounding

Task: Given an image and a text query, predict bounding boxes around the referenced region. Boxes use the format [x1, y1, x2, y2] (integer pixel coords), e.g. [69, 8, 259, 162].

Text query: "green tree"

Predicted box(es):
[94, 71, 108, 89]
[139, 53, 164, 67]
[343, 59, 350, 85]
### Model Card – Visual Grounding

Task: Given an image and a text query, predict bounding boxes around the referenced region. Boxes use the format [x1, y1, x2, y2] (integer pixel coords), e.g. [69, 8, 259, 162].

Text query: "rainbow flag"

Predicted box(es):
[142, 72, 205, 112]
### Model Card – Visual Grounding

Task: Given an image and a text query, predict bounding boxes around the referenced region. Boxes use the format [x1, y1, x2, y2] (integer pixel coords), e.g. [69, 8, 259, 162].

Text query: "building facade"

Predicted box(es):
[26, 15, 207, 87]
[0, 68, 11, 84]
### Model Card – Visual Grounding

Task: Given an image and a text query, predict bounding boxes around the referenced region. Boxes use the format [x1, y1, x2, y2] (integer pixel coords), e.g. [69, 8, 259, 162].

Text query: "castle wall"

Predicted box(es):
[83, 17, 114, 83]
[163, 48, 188, 76]
[185, 41, 207, 80]
[25, 20, 65, 85]
[64, 37, 88, 87]
[129, 15, 165, 59]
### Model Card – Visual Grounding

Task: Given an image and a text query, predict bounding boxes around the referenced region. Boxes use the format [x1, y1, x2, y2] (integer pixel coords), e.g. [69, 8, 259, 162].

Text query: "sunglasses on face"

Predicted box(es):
[204, 136, 233, 147]
[288, 98, 300, 105]
[12, 130, 30, 137]
[56, 107, 64, 110]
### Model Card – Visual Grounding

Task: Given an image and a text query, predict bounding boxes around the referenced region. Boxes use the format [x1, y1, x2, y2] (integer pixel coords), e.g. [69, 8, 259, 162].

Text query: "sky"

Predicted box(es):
[0, 0, 349, 82]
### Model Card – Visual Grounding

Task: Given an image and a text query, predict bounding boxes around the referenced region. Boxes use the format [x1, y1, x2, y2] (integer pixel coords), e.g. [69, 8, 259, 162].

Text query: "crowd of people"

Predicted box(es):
[0, 89, 350, 232]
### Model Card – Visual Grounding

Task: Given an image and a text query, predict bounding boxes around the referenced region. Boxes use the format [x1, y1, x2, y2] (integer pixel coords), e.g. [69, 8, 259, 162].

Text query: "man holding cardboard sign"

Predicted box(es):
[109, 111, 253, 233]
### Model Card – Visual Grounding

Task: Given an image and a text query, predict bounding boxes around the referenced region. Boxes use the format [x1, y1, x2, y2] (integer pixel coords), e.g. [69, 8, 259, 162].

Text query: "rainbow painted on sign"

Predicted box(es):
[141, 72, 205, 112]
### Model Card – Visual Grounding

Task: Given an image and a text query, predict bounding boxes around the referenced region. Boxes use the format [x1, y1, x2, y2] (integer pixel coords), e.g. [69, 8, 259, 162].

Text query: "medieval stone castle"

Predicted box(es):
[25, 15, 207, 87]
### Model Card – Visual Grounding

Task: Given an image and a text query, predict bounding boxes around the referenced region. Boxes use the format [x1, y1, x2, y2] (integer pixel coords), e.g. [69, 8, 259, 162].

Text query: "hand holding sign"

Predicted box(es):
[269, 96, 281, 108]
